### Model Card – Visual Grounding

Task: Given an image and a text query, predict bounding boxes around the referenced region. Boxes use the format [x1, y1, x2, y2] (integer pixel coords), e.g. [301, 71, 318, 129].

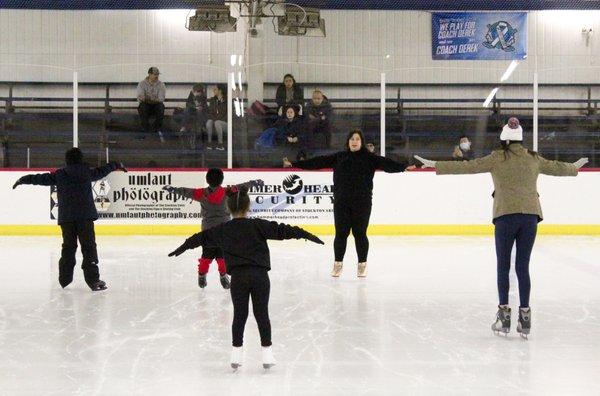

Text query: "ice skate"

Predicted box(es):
[198, 273, 207, 288]
[220, 274, 231, 289]
[357, 262, 367, 278]
[230, 347, 243, 370]
[517, 307, 531, 339]
[491, 306, 511, 336]
[261, 346, 276, 369]
[331, 261, 343, 277]
[89, 280, 107, 292]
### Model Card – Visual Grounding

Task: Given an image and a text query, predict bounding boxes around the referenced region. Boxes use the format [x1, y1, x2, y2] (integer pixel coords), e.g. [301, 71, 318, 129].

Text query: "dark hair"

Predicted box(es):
[283, 105, 297, 118]
[65, 147, 83, 165]
[215, 84, 227, 98]
[226, 186, 250, 216]
[192, 83, 205, 93]
[283, 74, 296, 85]
[499, 140, 537, 160]
[344, 129, 367, 152]
[206, 168, 224, 188]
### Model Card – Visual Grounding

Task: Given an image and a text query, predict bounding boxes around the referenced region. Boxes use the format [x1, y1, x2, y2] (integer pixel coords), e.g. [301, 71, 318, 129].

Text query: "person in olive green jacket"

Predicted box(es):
[414, 117, 588, 338]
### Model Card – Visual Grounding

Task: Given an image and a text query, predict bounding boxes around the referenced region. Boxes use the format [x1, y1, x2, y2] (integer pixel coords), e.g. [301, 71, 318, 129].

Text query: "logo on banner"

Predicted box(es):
[93, 179, 111, 212]
[483, 20, 518, 52]
[282, 174, 303, 195]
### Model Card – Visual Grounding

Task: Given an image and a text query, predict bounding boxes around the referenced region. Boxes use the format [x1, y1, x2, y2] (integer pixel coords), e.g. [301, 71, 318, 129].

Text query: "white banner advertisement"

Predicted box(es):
[1, 169, 599, 234]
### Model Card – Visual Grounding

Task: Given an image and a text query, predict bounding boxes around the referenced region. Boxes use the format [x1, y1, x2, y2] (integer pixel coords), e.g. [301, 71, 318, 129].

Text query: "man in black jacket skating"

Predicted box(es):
[12, 148, 126, 291]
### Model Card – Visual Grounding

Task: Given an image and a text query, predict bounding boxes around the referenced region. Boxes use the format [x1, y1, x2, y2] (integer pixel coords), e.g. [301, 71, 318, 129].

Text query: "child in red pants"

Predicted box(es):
[164, 168, 263, 288]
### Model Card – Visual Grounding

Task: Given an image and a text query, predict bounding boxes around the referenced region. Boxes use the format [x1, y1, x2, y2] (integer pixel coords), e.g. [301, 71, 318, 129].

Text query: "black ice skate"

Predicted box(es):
[220, 274, 231, 289]
[198, 273, 207, 288]
[89, 280, 107, 292]
[491, 306, 511, 336]
[517, 307, 531, 339]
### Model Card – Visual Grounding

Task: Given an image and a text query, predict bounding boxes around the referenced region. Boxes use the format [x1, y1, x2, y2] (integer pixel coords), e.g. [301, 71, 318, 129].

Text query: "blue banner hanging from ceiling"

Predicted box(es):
[0, 1, 598, 10]
[432, 12, 527, 60]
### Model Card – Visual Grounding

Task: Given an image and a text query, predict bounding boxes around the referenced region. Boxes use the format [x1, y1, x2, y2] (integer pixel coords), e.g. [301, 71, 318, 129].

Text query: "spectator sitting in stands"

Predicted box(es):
[366, 142, 375, 153]
[275, 74, 304, 116]
[180, 83, 208, 134]
[137, 66, 166, 142]
[452, 136, 474, 161]
[206, 84, 228, 151]
[305, 90, 333, 149]
[255, 105, 303, 153]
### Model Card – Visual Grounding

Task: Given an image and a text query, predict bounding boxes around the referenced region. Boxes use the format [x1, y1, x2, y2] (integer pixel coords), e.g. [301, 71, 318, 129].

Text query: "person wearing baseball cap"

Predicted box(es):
[137, 66, 166, 142]
[413, 116, 588, 338]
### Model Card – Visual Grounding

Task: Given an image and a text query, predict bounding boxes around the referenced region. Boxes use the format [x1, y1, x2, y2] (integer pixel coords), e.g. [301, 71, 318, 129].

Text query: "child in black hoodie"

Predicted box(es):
[12, 148, 126, 291]
[169, 185, 324, 370]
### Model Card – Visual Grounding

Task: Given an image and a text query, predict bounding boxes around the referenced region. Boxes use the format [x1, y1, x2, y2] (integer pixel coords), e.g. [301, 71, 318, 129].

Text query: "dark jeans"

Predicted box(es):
[494, 214, 538, 308]
[59, 220, 100, 288]
[182, 108, 207, 133]
[138, 102, 165, 133]
[333, 196, 372, 262]
[230, 267, 271, 347]
[307, 120, 331, 149]
[201, 246, 223, 260]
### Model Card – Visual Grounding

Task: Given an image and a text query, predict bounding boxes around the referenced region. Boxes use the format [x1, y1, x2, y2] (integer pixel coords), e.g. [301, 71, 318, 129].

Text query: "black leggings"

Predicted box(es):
[495, 214, 538, 308]
[230, 267, 271, 347]
[333, 197, 372, 262]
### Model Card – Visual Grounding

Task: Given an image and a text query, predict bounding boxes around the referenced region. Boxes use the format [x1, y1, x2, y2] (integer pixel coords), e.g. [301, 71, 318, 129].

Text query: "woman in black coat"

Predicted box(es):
[284, 129, 413, 278]
[275, 74, 304, 114]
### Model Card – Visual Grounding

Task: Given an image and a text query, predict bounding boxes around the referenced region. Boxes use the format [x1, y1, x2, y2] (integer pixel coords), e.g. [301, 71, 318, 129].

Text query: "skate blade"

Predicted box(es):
[492, 330, 509, 337]
[263, 363, 276, 369]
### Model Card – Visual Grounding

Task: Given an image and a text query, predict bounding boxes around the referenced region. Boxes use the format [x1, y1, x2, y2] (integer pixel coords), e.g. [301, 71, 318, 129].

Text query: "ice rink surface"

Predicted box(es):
[0, 235, 599, 396]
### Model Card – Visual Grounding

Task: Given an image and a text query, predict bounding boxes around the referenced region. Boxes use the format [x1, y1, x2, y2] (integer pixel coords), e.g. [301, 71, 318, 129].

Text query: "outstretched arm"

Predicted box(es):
[168, 226, 223, 257]
[235, 179, 265, 190]
[256, 219, 324, 244]
[415, 152, 497, 175]
[373, 155, 409, 173]
[163, 185, 199, 201]
[13, 172, 57, 188]
[538, 156, 580, 176]
[285, 153, 337, 169]
[90, 162, 126, 182]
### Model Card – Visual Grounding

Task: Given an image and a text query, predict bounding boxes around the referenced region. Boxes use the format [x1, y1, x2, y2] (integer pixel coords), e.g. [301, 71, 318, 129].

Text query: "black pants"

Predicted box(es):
[59, 220, 100, 288]
[495, 214, 538, 308]
[201, 246, 224, 260]
[138, 102, 165, 133]
[333, 197, 372, 262]
[230, 267, 271, 347]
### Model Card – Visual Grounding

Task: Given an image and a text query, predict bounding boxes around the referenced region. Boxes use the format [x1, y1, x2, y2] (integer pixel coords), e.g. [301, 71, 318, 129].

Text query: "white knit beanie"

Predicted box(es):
[500, 117, 523, 141]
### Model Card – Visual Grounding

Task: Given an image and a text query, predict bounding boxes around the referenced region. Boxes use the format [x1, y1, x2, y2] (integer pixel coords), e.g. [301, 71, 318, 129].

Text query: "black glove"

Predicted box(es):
[168, 244, 188, 257]
[12, 178, 23, 189]
[116, 162, 128, 172]
[163, 185, 176, 194]
[304, 232, 325, 245]
[252, 179, 265, 188]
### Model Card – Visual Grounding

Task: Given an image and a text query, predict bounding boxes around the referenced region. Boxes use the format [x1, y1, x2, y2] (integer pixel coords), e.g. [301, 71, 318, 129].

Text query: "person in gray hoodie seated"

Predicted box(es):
[137, 66, 167, 142]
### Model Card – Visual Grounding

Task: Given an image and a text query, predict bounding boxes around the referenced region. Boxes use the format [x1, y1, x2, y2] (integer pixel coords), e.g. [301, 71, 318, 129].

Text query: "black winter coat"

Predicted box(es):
[185, 90, 208, 113]
[292, 149, 408, 200]
[275, 84, 304, 109]
[174, 218, 317, 274]
[207, 96, 227, 121]
[17, 162, 119, 224]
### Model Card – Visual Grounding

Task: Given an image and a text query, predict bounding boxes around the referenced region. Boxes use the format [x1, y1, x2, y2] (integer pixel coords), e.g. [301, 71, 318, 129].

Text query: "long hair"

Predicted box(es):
[226, 185, 250, 216]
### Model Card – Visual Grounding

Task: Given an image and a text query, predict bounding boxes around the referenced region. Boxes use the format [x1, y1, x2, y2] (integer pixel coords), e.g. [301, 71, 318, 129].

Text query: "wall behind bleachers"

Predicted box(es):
[0, 9, 599, 102]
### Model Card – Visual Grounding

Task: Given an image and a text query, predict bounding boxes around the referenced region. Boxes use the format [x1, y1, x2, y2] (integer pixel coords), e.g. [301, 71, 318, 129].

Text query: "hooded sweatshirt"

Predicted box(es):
[16, 162, 119, 224]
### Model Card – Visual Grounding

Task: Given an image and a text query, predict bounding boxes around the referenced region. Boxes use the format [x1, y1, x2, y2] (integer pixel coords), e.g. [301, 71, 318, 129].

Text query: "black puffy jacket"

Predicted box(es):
[17, 162, 119, 224]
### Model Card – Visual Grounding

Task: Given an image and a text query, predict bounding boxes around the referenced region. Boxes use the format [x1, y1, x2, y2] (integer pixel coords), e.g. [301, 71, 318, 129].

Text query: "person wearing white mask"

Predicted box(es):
[452, 136, 473, 160]
[414, 117, 588, 339]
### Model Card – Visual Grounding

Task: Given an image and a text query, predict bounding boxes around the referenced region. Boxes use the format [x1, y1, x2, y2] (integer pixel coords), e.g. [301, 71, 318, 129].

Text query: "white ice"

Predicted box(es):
[1, 235, 600, 396]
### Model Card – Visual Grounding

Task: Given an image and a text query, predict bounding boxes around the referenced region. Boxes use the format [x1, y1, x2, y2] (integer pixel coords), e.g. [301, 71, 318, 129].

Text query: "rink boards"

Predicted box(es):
[1, 168, 599, 235]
